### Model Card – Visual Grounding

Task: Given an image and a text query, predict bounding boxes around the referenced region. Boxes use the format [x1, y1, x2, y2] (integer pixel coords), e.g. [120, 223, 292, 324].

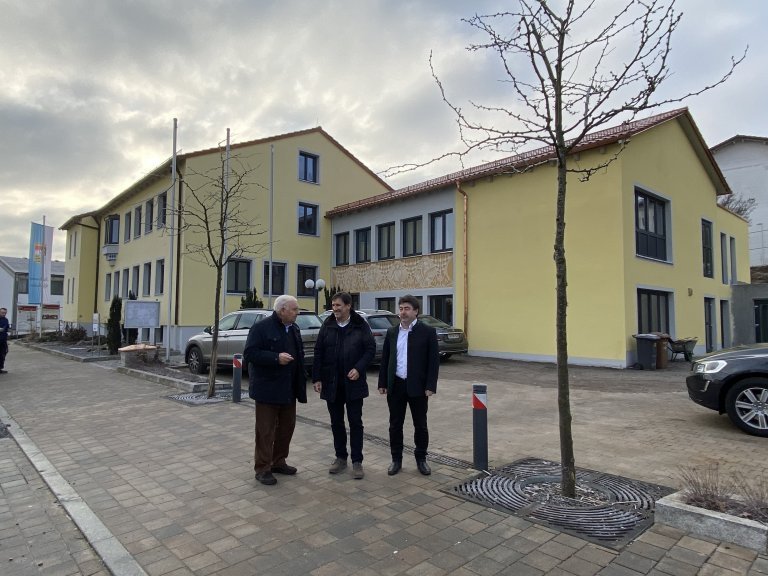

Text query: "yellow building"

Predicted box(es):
[327, 109, 749, 368]
[60, 127, 392, 351]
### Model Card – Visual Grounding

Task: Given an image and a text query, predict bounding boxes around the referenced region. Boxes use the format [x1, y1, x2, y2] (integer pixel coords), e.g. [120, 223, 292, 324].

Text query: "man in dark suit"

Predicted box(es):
[378, 295, 440, 476]
[244, 295, 307, 486]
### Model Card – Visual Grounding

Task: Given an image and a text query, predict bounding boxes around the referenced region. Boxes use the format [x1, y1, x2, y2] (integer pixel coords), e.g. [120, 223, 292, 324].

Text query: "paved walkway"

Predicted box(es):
[0, 343, 765, 575]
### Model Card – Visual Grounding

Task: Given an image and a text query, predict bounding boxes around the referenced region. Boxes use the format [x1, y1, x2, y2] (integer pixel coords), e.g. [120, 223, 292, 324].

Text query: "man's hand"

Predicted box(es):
[278, 352, 294, 365]
[425, 390, 434, 397]
[378, 387, 387, 395]
[347, 368, 359, 381]
[313, 381, 322, 393]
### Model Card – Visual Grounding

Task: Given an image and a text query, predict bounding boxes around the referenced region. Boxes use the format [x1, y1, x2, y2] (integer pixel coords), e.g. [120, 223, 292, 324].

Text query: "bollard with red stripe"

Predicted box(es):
[472, 383, 488, 471]
[232, 353, 243, 403]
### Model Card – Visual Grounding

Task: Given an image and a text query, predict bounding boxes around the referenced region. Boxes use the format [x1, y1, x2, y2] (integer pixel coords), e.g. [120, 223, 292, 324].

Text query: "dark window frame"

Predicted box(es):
[145, 199, 154, 234]
[133, 206, 142, 239]
[227, 259, 251, 294]
[335, 232, 349, 266]
[377, 222, 395, 260]
[430, 210, 454, 253]
[297, 265, 317, 297]
[124, 212, 132, 243]
[702, 219, 714, 278]
[402, 216, 422, 257]
[263, 262, 286, 296]
[298, 202, 319, 236]
[355, 227, 371, 263]
[637, 288, 670, 334]
[635, 189, 668, 261]
[104, 216, 120, 245]
[298, 151, 319, 183]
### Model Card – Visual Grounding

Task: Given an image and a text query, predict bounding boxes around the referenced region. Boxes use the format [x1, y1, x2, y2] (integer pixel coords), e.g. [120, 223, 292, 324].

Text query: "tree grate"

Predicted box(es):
[0, 418, 10, 440]
[447, 457, 674, 549]
[167, 391, 251, 405]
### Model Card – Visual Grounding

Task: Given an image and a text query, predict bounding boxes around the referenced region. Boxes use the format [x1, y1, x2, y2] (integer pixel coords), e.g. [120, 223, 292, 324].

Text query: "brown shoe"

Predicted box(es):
[329, 458, 347, 474]
[352, 462, 364, 480]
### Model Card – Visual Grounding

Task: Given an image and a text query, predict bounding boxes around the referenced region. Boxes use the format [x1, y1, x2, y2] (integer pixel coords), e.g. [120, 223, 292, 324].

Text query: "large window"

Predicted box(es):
[635, 189, 667, 260]
[157, 192, 167, 228]
[430, 210, 454, 252]
[720, 233, 728, 284]
[142, 262, 152, 296]
[298, 151, 319, 183]
[133, 206, 142, 238]
[297, 265, 317, 297]
[355, 227, 371, 263]
[298, 202, 318, 235]
[104, 216, 120, 245]
[430, 295, 453, 325]
[377, 297, 396, 313]
[16, 274, 28, 294]
[124, 212, 132, 243]
[402, 216, 422, 257]
[227, 259, 250, 294]
[702, 220, 713, 278]
[335, 233, 349, 265]
[155, 259, 165, 295]
[145, 199, 154, 234]
[122, 268, 130, 298]
[131, 265, 140, 297]
[112, 271, 120, 298]
[263, 262, 286, 296]
[377, 222, 395, 260]
[637, 289, 670, 334]
[69, 231, 77, 258]
[105, 273, 112, 301]
[51, 277, 64, 297]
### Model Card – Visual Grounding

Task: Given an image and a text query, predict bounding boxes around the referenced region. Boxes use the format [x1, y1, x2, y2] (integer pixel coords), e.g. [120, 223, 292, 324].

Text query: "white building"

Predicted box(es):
[0, 256, 65, 334]
[711, 135, 768, 266]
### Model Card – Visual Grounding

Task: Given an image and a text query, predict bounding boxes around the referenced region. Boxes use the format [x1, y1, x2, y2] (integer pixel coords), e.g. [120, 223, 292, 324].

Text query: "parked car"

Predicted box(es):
[686, 345, 768, 437]
[185, 309, 322, 374]
[416, 314, 469, 360]
[318, 309, 399, 363]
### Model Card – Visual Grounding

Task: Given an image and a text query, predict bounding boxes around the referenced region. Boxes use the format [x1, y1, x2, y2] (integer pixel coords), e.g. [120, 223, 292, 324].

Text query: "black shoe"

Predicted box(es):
[0, 370, 6, 374]
[387, 461, 402, 476]
[255, 471, 277, 485]
[271, 463, 297, 475]
[416, 460, 431, 476]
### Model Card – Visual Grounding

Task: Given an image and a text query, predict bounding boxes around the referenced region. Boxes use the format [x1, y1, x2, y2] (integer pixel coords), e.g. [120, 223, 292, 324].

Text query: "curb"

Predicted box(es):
[655, 491, 768, 553]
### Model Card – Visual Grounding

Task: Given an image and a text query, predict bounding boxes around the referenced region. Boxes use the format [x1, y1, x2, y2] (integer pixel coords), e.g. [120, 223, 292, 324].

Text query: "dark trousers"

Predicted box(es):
[0, 342, 6, 370]
[326, 397, 364, 463]
[387, 379, 429, 461]
[254, 402, 296, 474]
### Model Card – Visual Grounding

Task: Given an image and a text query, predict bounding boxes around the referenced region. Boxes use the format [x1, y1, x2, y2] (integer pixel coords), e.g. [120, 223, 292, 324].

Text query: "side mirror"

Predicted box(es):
[204, 326, 212, 334]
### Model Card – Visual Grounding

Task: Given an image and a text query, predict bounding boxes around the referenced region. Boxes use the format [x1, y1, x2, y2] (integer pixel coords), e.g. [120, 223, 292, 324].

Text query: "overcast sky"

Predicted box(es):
[1, 0, 765, 262]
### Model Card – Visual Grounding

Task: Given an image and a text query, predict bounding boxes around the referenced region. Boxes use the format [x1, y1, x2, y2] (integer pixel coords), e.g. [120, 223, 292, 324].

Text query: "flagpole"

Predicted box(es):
[38, 215, 46, 334]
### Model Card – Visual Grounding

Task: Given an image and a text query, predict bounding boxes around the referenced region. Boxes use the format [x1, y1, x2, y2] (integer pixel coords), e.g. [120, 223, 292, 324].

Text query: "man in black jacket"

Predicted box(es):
[244, 295, 307, 486]
[378, 295, 440, 476]
[313, 292, 375, 479]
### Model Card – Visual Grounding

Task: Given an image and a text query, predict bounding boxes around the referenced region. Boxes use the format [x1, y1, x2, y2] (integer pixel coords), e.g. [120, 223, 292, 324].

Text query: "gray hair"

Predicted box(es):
[273, 294, 298, 312]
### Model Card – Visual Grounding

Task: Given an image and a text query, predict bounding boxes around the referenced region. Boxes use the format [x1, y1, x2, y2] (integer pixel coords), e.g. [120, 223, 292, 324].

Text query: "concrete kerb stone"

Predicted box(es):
[655, 491, 768, 553]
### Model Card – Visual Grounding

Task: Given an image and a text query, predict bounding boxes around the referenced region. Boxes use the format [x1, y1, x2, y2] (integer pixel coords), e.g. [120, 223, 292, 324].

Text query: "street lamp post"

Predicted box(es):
[304, 278, 326, 314]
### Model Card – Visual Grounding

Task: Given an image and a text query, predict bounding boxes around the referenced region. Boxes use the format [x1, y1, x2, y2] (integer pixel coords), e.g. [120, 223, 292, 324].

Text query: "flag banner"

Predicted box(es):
[28, 222, 54, 304]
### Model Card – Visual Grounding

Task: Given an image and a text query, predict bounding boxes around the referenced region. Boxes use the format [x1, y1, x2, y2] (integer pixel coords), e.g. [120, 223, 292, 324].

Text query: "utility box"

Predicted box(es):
[633, 334, 660, 370]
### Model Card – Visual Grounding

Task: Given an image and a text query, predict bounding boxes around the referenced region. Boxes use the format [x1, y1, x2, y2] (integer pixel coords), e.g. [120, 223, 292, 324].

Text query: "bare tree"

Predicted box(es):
[718, 193, 756, 222]
[390, 0, 744, 497]
[177, 146, 267, 397]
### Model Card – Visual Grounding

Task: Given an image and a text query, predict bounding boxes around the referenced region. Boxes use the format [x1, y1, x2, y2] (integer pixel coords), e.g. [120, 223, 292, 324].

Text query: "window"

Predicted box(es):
[134, 206, 142, 238]
[702, 220, 713, 278]
[297, 265, 317, 297]
[635, 189, 667, 260]
[145, 200, 154, 234]
[113, 271, 120, 298]
[17, 274, 28, 294]
[298, 151, 319, 183]
[124, 212, 132, 243]
[157, 192, 167, 228]
[51, 277, 64, 296]
[66, 278, 70, 303]
[143, 262, 151, 296]
[122, 269, 130, 298]
[263, 262, 286, 296]
[730, 237, 737, 284]
[335, 233, 349, 266]
[105, 273, 112, 301]
[402, 217, 422, 257]
[227, 259, 250, 294]
[355, 228, 371, 263]
[720, 233, 728, 284]
[637, 289, 670, 334]
[430, 210, 454, 252]
[131, 265, 140, 297]
[69, 231, 77, 258]
[104, 215, 120, 245]
[155, 259, 165, 295]
[377, 222, 395, 260]
[298, 203, 318, 235]
[430, 295, 454, 325]
[377, 297, 396, 313]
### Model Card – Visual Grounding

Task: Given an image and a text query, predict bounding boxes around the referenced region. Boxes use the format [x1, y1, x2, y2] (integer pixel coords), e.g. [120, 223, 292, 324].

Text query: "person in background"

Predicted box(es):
[313, 292, 375, 479]
[244, 295, 307, 485]
[0, 308, 9, 374]
[378, 295, 439, 476]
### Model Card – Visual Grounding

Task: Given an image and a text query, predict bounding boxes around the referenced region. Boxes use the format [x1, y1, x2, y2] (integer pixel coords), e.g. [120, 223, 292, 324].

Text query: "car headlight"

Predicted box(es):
[693, 360, 727, 374]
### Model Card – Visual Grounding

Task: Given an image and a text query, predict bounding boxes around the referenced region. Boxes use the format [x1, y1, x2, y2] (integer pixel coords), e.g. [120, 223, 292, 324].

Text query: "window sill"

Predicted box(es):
[635, 254, 673, 265]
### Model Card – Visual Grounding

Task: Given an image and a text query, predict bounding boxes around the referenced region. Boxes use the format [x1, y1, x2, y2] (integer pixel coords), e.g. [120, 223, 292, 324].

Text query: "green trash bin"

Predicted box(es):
[633, 334, 659, 370]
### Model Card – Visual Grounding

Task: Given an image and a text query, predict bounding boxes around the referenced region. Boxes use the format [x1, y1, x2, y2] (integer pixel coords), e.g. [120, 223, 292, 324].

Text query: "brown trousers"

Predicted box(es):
[254, 402, 296, 474]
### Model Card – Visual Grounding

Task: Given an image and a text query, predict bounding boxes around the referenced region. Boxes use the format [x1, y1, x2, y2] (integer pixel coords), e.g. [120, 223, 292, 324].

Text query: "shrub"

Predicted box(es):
[62, 324, 87, 342]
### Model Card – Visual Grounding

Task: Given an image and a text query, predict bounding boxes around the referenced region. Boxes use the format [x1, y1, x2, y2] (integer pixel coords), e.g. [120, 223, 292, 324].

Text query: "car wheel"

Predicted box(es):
[724, 378, 768, 437]
[439, 353, 452, 361]
[187, 346, 207, 375]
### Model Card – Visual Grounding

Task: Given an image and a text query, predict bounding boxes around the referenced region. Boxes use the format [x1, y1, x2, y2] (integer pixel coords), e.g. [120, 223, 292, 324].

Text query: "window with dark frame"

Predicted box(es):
[298, 151, 319, 183]
[402, 216, 422, 257]
[355, 227, 371, 263]
[104, 216, 120, 245]
[430, 210, 454, 252]
[157, 193, 167, 228]
[227, 259, 251, 294]
[377, 297, 396, 313]
[702, 220, 714, 278]
[112, 271, 120, 298]
[429, 295, 454, 325]
[635, 189, 667, 260]
[155, 259, 165, 294]
[335, 233, 349, 265]
[124, 212, 132, 243]
[134, 206, 142, 238]
[263, 262, 286, 296]
[131, 265, 140, 296]
[51, 277, 64, 297]
[105, 273, 112, 301]
[297, 265, 317, 297]
[720, 232, 728, 284]
[145, 199, 154, 234]
[377, 222, 395, 260]
[142, 262, 151, 296]
[637, 288, 670, 334]
[298, 203, 318, 235]
[17, 274, 28, 294]
[122, 269, 129, 298]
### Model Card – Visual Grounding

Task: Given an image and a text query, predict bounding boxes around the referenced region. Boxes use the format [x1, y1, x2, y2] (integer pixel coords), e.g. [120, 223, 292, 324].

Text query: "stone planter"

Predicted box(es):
[118, 343, 158, 367]
[655, 491, 767, 553]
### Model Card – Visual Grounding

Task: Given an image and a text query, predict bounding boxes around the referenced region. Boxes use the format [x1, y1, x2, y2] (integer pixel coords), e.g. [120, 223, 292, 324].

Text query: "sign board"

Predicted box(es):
[92, 313, 100, 333]
[124, 301, 161, 328]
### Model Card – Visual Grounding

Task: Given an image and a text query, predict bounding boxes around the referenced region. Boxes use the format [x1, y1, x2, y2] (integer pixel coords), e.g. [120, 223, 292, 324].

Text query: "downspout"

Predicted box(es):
[456, 181, 469, 338]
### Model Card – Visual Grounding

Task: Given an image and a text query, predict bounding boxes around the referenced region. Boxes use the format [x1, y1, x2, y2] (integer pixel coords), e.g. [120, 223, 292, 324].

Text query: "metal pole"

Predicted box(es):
[268, 144, 274, 309]
[472, 383, 488, 471]
[166, 118, 177, 362]
[232, 353, 242, 403]
[314, 288, 319, 314]
[222, 128, 230, 316]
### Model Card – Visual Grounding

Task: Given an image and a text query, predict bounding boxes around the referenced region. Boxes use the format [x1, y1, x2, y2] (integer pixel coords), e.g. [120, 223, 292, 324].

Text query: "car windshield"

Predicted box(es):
[295, 314, 322, 330]
[368, 316, 399, 329]
[418, 315, 452, 329]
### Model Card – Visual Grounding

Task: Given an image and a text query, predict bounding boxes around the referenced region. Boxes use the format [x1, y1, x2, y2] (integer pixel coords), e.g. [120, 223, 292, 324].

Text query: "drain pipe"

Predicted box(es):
[456, 181, 469, 338]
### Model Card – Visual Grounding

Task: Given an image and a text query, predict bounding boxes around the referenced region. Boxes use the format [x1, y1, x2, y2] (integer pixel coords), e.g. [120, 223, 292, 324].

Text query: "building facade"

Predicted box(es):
[0, 256, 65, 334]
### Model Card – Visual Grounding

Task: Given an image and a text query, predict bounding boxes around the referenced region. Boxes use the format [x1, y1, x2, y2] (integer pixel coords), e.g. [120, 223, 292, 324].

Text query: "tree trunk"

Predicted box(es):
[207, 266, 224, 397]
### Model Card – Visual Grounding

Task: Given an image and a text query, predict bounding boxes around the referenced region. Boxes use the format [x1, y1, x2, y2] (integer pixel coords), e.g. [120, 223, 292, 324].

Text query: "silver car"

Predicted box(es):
[185, 309, 322, 374]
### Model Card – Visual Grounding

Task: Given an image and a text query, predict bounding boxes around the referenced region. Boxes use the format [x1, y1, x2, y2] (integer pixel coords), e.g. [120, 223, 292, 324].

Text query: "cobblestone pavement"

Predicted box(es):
[0, 343, 766, 575]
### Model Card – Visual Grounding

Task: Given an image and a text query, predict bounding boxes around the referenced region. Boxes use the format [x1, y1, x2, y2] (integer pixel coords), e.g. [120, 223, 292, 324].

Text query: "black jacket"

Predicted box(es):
[378, 319, 439, 397]
[312, 311, 376, 402]
[243, 312, 307, 404]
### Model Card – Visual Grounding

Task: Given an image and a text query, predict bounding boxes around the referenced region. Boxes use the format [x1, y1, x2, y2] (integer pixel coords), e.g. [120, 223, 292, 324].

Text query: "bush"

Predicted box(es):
[240, 287, 264, 309]
[107, 295, 123, 354]
[678, 464, 768, 522]
[62, 324, 87, 342]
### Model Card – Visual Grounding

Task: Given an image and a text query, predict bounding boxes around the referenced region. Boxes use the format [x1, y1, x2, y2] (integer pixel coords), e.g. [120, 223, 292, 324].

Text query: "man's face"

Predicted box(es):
[332, 298, 351, 322]
[0, 309, 6, 318]
[398, 303, 418, 326]
[277, 302, 300, 325]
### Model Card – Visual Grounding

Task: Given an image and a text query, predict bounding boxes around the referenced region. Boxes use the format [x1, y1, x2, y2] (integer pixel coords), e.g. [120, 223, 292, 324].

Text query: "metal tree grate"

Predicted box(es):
[448, 457, 674, 549]
[167, 390, 251, 405]
[0, 418, 9, 440]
